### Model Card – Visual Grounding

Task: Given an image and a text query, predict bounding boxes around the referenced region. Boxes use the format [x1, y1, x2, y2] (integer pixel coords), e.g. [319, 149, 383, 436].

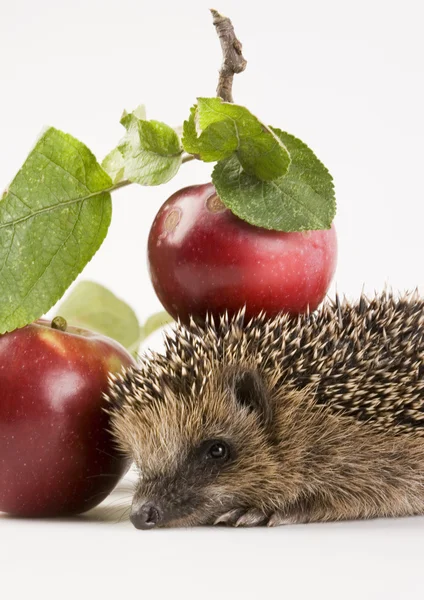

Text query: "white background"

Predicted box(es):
[1, 0, 424, 598]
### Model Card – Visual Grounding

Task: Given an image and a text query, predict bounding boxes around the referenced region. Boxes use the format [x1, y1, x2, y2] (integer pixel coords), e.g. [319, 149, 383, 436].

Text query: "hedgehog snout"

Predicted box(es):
[130, 473, 205, 529]
[130, 500, 162, 530]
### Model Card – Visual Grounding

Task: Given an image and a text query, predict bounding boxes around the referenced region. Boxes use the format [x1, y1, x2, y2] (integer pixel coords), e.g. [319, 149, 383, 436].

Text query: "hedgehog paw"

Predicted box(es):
[267, 512, 305, 527]
[214, 508, 246, 526]
[235, 509, 268, 527]
[215, 508, 268, 527]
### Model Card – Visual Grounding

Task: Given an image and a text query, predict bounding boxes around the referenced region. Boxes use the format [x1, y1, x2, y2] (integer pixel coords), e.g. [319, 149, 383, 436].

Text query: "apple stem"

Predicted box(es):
[210, 9, 247, 103]
[51, 316, 68, 332]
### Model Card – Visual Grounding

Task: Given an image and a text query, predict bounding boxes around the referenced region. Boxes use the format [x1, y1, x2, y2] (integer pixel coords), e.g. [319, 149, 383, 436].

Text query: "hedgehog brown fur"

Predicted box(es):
[107, 291, 424, 529]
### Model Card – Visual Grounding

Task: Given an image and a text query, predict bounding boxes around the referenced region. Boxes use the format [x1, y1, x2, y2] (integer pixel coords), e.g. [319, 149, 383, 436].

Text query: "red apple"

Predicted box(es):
[148, 183, 337, 324]
[0, 319, 135, 517]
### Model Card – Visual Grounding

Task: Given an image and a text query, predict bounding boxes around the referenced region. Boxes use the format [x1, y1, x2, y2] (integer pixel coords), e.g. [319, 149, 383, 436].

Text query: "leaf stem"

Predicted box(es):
[110, 179, 132, 192]
[182, 153, 196, 164]
[210, 9, 247, 103]
[109, 153, 196, 194]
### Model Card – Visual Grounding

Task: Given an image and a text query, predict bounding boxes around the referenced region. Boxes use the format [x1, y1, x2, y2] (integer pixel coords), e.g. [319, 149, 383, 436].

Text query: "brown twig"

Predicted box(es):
[210, 9, 247, 103]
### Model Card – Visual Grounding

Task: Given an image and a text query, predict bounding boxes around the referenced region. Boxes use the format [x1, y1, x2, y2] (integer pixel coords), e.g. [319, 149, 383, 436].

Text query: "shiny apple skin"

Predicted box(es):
[148, 183, 337, 324]
[0, 320, 135, 517]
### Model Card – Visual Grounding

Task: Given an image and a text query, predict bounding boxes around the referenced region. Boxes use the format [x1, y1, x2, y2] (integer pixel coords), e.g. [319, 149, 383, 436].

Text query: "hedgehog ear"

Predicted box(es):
[232, 369, 272, 427]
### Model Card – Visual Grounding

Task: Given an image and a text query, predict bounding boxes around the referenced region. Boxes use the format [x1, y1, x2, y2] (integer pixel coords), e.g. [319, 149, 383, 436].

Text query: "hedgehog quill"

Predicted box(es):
[106, 292, 424, 529]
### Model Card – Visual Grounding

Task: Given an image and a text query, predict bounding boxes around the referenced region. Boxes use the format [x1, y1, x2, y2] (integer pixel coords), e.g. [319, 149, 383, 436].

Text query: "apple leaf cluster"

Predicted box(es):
[0, 98, 336, 333]
[182, 99, 335, 232]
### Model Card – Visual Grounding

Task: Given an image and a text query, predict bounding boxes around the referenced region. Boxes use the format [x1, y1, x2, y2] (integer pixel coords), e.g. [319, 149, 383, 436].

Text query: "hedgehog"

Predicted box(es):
[106, 291, 424, 529]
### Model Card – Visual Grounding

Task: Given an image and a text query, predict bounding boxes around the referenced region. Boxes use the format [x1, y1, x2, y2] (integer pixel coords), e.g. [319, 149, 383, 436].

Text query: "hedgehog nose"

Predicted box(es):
[130, 502, 162, 530]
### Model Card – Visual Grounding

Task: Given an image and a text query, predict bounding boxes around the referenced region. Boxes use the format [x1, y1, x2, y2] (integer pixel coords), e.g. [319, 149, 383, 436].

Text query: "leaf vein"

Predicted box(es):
[0, 189, 111, 230]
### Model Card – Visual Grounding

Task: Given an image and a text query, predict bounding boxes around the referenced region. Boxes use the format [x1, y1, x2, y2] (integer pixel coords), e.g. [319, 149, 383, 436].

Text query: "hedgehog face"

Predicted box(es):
[110, 367, 283, 529]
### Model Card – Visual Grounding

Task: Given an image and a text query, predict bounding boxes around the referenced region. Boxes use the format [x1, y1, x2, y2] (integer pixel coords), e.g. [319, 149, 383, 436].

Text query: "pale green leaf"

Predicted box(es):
[212, 129, 335, 232]
[58, 281, 174, 356]
[58, 280, 141, 355]
[0, 128, 112, 333]
[102, 148, 125, 184]
[182, 98, 291, 181]
[103, 107, 183, 186]
[129, 104, 147, 120]
[141, 310, 173, 341]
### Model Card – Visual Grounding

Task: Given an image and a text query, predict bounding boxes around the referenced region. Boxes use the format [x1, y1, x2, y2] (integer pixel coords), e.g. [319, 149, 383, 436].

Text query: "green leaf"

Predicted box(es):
[102, 148, 125, 184]
[182, 103, 237, 162]
[58, 280, 174, 356]
[103, 107, 183, 186]
[0, 128, 112, 334]
[140, 311, 174, 341]
[126, 104, 147, 121]
[58, 280, 141, 355]
[212, 129, 336, 232]
[182, 98, 291, 181]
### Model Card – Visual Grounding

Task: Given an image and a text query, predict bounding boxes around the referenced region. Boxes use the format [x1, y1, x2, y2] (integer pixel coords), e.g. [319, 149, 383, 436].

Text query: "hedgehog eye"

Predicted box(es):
[204, 440, 230, 461]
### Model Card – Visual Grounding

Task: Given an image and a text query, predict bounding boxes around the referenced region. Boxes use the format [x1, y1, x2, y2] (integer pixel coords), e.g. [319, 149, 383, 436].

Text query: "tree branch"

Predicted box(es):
[210, 9, 247, 103]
